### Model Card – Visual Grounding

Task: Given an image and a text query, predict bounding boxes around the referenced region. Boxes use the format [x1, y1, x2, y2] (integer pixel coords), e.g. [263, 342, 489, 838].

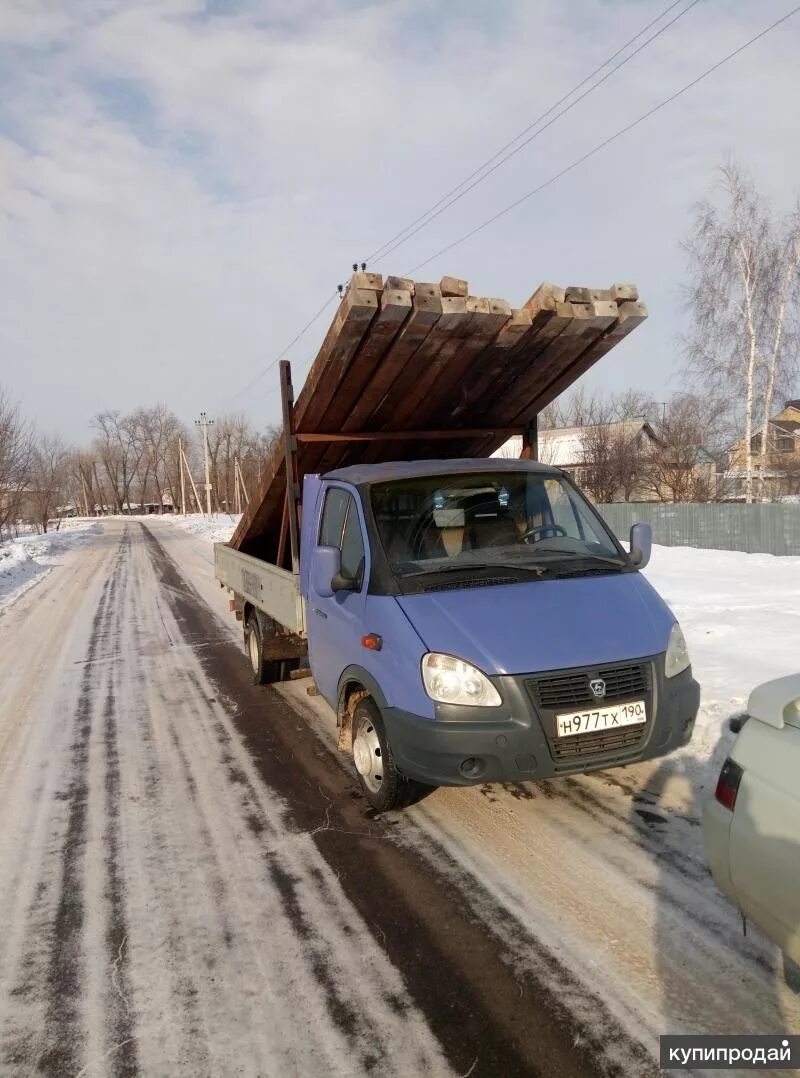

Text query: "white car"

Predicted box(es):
[703, 674, 800, 991]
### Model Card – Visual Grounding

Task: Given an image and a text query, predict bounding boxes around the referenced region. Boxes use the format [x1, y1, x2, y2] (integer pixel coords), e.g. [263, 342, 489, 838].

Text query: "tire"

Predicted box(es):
[244, 612, 282, 685]
[351, 697, 434, 812]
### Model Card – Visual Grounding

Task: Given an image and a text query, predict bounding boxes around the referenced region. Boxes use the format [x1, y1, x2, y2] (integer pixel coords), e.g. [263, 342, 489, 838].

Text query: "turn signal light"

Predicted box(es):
[714, 758, 744, 812]
[361, 634, 383, 651]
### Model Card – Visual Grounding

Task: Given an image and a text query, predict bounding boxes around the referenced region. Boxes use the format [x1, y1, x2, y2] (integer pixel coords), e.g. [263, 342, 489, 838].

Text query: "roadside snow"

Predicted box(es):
[169, 513, 240, 544]
[0, 520, 101, 614]
[643, 545, 800, 778]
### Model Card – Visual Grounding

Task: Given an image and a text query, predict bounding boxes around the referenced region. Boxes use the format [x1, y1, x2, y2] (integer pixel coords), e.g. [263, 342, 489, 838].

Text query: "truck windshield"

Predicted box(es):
[370, 471, 625, 578]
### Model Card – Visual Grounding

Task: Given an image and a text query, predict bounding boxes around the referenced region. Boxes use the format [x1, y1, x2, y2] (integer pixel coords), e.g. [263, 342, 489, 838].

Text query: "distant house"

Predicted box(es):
[494, 419, 662, 500]
[494, 418, 717, 502]
[496, 418, 657, 467]
[728, 400, 800, 500]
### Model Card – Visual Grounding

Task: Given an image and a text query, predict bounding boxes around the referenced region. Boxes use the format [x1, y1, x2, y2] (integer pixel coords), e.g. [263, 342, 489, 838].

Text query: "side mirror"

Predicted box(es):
[311, 545, 341, 598]
[629, 522, 652, 569]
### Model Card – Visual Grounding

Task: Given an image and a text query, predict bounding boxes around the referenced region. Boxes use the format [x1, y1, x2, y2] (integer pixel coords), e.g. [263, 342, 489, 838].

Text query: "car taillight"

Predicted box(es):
[715, 758, 744, 812]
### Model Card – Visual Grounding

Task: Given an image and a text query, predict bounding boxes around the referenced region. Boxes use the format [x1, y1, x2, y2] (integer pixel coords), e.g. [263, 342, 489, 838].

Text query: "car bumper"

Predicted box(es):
[383, 658, 700, 787]
[702, 796, 734, 900]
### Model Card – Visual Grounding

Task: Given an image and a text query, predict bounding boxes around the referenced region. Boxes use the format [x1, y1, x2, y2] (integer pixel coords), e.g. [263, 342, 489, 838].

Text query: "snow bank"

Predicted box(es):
[643, 544, 800, 775]
[0, 520, 102, 613]
[168, 513, 240, 545]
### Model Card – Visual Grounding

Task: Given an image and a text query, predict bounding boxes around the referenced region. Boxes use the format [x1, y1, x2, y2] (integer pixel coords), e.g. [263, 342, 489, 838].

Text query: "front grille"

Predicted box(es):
[527, 662, 650, 710]
[551, 725, 646, 761]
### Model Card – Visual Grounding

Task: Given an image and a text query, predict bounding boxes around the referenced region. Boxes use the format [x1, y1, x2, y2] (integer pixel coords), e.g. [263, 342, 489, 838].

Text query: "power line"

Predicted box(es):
[224, 0, 699, 404]
[224, 290, 338, 406]
[403, 3, 800, 276]
[365, 0, 700, 267]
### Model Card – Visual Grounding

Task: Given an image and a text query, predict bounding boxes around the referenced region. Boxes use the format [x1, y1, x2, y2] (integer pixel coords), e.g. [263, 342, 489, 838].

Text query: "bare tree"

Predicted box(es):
[682, 163, 799, 503]
[642, 395, 713, 502]
[91, 410, 148, 512]
[757, 209, 800, 496]
[0, 387, 34, 536]
[27, 436, 70, 533]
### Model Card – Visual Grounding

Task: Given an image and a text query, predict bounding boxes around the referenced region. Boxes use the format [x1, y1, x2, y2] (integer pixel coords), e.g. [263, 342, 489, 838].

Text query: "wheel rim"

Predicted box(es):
[248, 626, 260, 673]
[353, 715, 383, 793]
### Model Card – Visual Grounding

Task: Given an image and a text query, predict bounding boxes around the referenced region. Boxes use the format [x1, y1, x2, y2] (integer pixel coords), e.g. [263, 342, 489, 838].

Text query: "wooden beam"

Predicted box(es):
[333, 285, 444, 463]
[230, 284, 379, 552]
[450, 307, 532, 422]
[385, 275, 415, 293]
[414, 296, 511, 433]
[294, 285, 380, 433]
[610, 283, 639, 302]
[279, 360, 301, 575]
[348, 271, 383, 292]
[440, 275, 469, 298]
[295, 427, 524, 442]
[505, 301, 617, 419]
[311, 288, 414, 473]
[518, 301, 648, 421]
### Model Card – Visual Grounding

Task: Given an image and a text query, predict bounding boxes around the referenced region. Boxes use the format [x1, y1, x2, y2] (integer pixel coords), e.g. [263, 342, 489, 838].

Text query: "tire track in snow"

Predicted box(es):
[136, 523, 456, 1076]
[33, 529, 136, 1076]
[0, 530, 117, 1071]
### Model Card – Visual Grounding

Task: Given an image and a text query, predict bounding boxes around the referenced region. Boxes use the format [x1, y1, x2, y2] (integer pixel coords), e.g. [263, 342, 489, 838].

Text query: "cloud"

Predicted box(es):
[1, 0, 799, 440]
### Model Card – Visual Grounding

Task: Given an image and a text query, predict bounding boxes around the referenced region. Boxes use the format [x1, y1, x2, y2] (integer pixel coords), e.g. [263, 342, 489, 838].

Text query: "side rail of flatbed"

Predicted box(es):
[214, 542, 306, 637]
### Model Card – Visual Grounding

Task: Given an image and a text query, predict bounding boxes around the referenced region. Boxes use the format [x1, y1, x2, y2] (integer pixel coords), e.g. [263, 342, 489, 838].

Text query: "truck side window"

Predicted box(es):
[319, 487, 350, 547]
[319, 487, 366, 589]
[340, 502, 366, 588]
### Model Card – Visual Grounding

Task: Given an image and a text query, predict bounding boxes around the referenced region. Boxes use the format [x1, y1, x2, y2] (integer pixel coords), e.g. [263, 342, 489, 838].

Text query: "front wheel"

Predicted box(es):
[351, 698, 434, 812]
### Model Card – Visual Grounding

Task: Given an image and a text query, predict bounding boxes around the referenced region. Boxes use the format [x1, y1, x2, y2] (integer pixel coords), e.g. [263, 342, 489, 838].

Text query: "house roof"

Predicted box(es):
[770, 419, 800, 436]
[493, 419, 658, 467]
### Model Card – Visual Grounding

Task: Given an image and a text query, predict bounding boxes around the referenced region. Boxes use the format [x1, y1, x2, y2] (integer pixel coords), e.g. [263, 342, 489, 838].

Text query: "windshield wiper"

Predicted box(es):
[530, 550, 627, 568]
[401, 561, 550, 578]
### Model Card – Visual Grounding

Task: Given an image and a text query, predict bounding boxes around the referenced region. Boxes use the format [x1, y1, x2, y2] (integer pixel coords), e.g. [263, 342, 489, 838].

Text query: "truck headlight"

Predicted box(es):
[665, 623, 691, 679]
[421, 653, 502, 707]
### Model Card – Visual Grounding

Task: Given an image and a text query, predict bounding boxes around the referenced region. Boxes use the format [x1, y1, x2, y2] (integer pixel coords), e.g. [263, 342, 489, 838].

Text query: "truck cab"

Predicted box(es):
[295, 458, 699, 810]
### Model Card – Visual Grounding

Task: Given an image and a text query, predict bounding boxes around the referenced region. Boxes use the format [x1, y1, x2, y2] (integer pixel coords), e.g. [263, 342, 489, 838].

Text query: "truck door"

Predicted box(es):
[306, 485, 368, 707]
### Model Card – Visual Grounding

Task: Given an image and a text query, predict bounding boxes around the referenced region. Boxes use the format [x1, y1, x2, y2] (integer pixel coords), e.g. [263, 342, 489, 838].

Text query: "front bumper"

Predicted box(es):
[383, 656, 700, 787]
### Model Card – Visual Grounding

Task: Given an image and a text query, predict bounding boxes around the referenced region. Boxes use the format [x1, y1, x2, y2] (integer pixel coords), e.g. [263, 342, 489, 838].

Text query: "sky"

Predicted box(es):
[1, 0, 799, 442]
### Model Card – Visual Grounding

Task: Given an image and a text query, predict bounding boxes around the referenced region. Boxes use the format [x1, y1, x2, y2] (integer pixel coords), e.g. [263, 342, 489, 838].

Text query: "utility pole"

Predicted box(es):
[194, 412, 214, 517]
[234, 456, 249, 511]
[178, 436, 187, 515]
[92, 461, 104, 516]
[180, 441, 205, 517]
[79, 467, 90, 517]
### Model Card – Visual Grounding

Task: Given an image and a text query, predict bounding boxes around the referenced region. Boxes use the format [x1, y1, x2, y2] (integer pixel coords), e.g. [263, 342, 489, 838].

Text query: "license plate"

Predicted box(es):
[555, 700, 646, 738]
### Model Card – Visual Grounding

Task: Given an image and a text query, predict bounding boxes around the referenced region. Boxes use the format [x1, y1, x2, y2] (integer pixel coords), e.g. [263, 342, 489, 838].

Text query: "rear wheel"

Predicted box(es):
[351, 698, 433, 812]
[245, 612, 282, 685]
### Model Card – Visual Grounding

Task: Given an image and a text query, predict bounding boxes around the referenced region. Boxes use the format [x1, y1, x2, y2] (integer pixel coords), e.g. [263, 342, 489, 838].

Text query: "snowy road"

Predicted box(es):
[167, 517, 800, 1075]
[0, 520, 610, 1078]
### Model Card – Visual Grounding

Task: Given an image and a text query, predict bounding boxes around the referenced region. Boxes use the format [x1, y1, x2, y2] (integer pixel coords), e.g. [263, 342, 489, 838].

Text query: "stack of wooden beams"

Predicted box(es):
[231, 272, 647, 559]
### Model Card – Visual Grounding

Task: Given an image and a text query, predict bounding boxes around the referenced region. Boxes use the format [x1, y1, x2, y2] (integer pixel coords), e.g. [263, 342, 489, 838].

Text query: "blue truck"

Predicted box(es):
[215, 390, 699, 811]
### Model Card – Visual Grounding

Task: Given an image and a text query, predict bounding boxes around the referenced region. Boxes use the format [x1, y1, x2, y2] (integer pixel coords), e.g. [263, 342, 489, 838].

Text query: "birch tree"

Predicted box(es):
[757, 207, 800, 496]
[682, 164, 799, 502]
